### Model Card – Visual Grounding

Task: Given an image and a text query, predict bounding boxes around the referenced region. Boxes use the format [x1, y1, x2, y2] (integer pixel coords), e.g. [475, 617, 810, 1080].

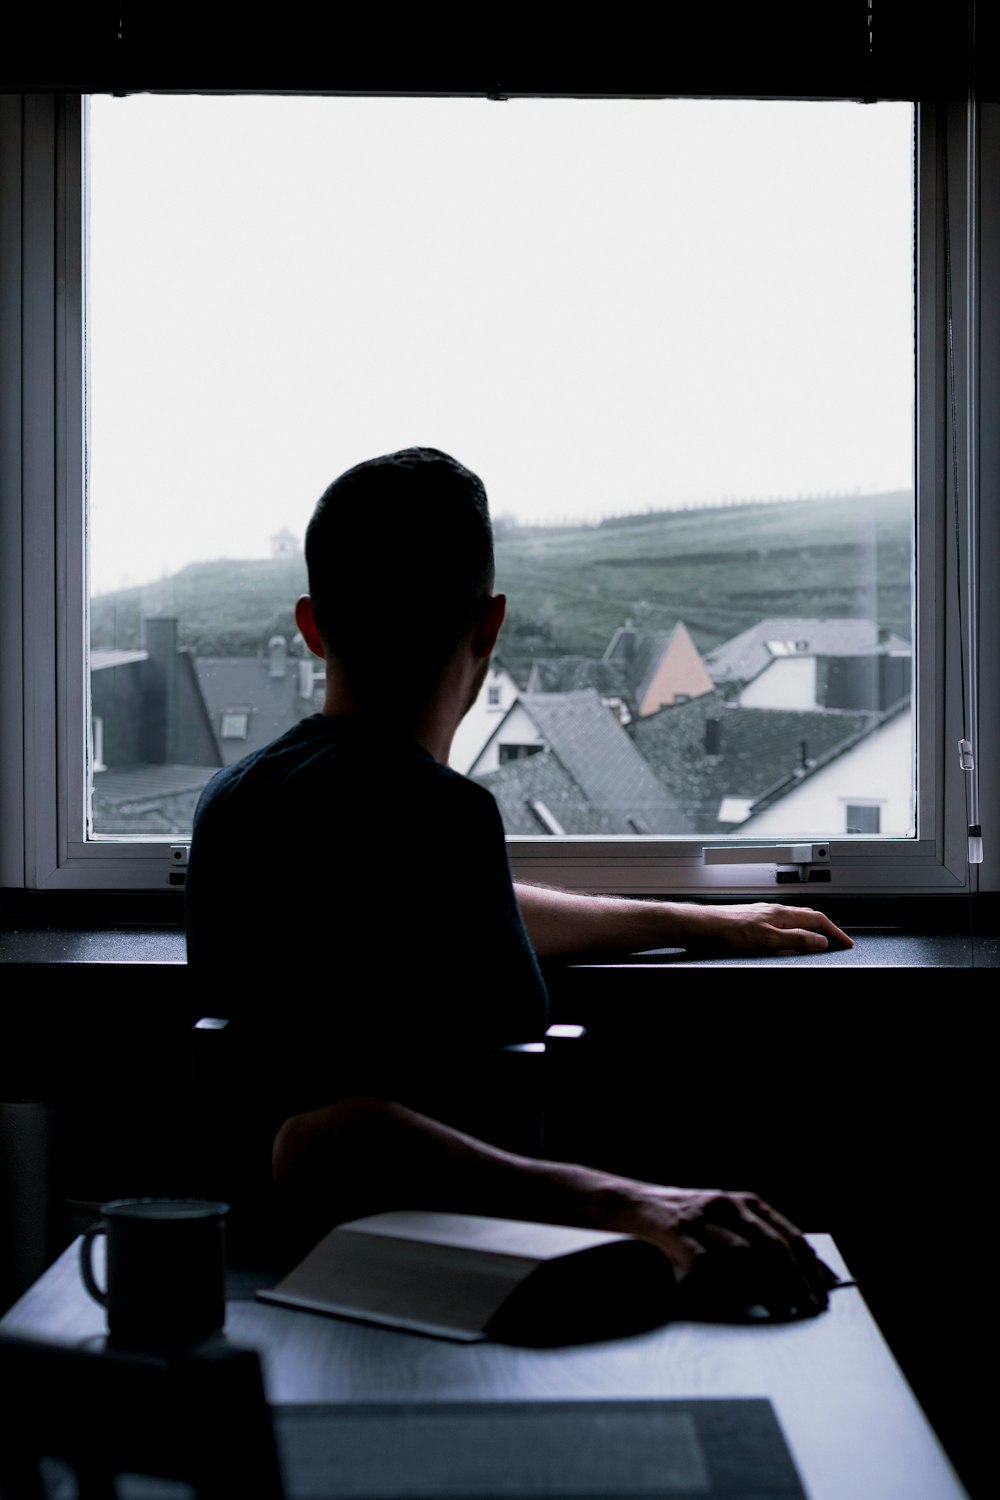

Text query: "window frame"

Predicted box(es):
[0, 92, 991, 900]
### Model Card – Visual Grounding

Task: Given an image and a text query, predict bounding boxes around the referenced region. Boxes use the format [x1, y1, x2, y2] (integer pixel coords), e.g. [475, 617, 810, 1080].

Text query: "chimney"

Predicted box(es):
[140, 618, 179, 764]
[268, 635, 288, 679]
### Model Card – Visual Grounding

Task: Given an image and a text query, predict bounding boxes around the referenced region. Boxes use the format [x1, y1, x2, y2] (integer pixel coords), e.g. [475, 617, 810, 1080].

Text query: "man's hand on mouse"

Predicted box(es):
[618, 1184, 837, 1320]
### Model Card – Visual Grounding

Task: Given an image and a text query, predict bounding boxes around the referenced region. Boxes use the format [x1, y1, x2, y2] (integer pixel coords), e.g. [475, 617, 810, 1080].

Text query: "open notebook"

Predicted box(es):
[257, 1210, 678, 1344]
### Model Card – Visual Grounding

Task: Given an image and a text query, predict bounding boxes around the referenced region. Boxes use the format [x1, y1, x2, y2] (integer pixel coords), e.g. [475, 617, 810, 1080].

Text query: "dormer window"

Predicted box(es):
[767, 639, 811, 657]
[220, 710, 250, 740]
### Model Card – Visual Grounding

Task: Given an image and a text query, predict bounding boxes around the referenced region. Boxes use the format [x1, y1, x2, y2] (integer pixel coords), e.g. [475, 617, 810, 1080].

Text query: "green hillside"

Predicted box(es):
[91, 490, 912, 661]
[496, 490, 912, 659]
[90, 556, 309, 659]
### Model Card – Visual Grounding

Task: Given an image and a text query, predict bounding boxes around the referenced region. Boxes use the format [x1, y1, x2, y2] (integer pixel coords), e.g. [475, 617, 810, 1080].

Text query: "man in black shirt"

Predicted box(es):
[186, 446, 850, 1318]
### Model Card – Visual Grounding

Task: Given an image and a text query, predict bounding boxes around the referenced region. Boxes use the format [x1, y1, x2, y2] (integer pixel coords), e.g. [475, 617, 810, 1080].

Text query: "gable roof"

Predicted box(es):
[603, 623, 676, 704]
[91, 764, 219, 836]
[194, 656, 321, 764]
[630, 695, 878, 831]
[526, 656, 630, 699]
[474, 690, 690, 834]
[738, 701, 909, 825]
[476, 748, 624, 835]
[525, 620, 711, 715]
[703, 617, 911, 686]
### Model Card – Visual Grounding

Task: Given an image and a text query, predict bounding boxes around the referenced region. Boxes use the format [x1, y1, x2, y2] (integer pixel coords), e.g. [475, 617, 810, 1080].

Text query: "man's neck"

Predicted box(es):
[320, 681, 459, 767]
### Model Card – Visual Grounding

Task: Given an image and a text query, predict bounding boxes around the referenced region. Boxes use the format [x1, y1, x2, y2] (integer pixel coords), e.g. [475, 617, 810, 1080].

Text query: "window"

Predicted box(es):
[499, 745, 545, 766]
[0, 90, 991, 902]
[220, 711, 250, 742]
[846, 804, 883, 836]
[91, 718, 106, 774]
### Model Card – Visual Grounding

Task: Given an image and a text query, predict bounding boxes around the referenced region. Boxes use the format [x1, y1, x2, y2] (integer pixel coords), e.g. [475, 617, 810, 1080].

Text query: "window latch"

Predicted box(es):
[168, 843, 189, 887]
[958, 741, 984, 863]
[703, 843, 832, 884]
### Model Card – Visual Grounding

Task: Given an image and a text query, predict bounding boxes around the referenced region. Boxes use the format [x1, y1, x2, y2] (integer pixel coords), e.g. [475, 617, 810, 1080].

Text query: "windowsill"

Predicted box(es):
[1, 890, 997, 968]
[549, 930, 999, 968]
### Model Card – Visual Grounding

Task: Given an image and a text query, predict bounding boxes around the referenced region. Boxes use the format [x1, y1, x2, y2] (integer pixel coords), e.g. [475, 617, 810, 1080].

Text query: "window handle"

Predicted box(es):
[703, 843, 832, 885]
[703, 844, 831, 866]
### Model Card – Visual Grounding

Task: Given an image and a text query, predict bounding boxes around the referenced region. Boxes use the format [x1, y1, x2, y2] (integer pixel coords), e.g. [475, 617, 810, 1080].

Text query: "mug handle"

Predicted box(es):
[79, 1222, 108, 1307]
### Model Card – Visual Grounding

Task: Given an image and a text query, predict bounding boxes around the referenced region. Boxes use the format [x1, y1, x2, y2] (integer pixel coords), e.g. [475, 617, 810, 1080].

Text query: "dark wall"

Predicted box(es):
[542, 963, 990, 1500]
[91, 621, 221, 769]
[91, 662, 148, 766]
[1, 955, 990, 1498]
[818, 653, 911, 712]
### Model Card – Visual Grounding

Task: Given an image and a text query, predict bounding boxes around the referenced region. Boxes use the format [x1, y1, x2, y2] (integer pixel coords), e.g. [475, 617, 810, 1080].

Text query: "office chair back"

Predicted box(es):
[187, 1014, 587, 1254]
[0, 1330, 286, 1500]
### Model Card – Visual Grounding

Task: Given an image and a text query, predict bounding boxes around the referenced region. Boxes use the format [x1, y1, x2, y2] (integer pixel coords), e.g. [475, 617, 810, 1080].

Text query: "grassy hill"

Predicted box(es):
[91, 490, 912, 661]
[495, 489, 912, 659]
[91, 556, 310, 659]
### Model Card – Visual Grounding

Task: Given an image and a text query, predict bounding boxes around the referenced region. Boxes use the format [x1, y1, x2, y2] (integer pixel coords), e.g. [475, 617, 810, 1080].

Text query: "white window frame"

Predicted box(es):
[0, 93, 992, 899]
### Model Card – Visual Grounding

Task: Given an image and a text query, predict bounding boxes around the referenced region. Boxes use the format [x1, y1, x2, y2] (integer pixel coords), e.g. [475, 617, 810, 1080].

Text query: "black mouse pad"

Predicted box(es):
[273, 1398, 807, 1499]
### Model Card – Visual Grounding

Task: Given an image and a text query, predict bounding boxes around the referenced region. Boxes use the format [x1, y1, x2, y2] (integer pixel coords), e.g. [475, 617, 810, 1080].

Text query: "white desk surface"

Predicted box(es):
[1, 1234, 969, 1500]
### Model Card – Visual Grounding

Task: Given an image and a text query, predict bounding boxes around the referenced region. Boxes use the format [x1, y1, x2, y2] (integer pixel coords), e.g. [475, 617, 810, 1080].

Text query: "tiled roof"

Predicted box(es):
[528, 623, 692, 712]
[704, 617, 911, 684]
[476, 690, 690, 834]
[603, 625, 677, 705]
[630, 696, 878, 831]
[476, 749, 623, 835]
[91, 764, 219, 836]
[740, 701, 909, 822]
[93, 764, 219, 801]
[526, 656, 630, 698]
[479, 743, 692, 836]
[195, 656, 322, 764]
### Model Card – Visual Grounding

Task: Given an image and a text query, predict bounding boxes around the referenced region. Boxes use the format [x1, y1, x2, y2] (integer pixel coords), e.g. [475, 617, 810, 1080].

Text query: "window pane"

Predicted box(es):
[86, 96, 914, 841]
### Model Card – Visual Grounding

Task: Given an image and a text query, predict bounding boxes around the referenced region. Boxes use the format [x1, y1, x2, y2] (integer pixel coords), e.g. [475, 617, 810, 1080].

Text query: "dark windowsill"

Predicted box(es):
[1, 889, 997, 969]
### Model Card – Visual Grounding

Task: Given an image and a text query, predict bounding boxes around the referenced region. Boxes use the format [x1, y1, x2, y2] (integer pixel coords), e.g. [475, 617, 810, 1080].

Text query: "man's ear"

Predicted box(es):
[473, 592, 506, 658]
[295, 595, 327, 661]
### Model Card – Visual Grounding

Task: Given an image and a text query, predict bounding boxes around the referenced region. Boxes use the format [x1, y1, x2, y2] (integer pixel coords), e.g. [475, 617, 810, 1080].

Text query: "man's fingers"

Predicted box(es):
[768, 906, 853, 950]
[727, 1196, 832, 1305]
[770, 929, 828, 954]
[677, 1227, 813, 1320]
[683, 1231, 827, 1320]
[680, 1195, 830, 1316]
[747, 1203, 835, 1299]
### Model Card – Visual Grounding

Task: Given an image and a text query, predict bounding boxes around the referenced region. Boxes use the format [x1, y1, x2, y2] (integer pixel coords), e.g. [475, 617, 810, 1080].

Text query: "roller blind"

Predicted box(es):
[2, 3, 994, 102]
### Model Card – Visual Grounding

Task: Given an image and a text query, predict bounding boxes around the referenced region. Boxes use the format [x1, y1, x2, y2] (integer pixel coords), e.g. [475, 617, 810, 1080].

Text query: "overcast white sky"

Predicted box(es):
[86, 94, 914, 595]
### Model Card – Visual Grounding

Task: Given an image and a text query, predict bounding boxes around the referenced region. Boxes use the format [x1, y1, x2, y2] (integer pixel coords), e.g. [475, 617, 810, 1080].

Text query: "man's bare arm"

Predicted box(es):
[273, 1096, 834, 1320]
[514, 882, 853, 959]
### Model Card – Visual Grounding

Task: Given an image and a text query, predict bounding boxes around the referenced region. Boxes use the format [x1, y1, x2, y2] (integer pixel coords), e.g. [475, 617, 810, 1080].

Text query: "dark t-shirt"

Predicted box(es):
[185, 714, 549, 1143]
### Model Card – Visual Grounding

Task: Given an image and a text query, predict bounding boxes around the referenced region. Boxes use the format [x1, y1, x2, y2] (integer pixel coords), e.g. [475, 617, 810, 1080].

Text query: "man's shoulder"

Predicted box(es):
[192, 715, 499, 830]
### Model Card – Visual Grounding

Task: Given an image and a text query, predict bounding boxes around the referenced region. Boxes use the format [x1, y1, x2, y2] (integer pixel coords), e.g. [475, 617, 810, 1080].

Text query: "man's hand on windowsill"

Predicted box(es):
[514, 883, 853, 960]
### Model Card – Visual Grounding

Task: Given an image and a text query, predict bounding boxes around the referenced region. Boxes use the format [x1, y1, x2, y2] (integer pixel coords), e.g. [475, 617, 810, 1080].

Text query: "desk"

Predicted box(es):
[0, 1233, 970, 1500]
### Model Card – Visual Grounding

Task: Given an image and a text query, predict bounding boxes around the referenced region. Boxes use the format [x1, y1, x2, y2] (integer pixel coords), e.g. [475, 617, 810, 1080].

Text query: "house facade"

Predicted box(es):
[447, 659, 523, 775]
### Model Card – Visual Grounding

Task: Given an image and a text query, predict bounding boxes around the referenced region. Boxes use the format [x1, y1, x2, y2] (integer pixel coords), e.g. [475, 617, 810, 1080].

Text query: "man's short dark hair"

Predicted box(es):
[305, 447, 495, 701]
